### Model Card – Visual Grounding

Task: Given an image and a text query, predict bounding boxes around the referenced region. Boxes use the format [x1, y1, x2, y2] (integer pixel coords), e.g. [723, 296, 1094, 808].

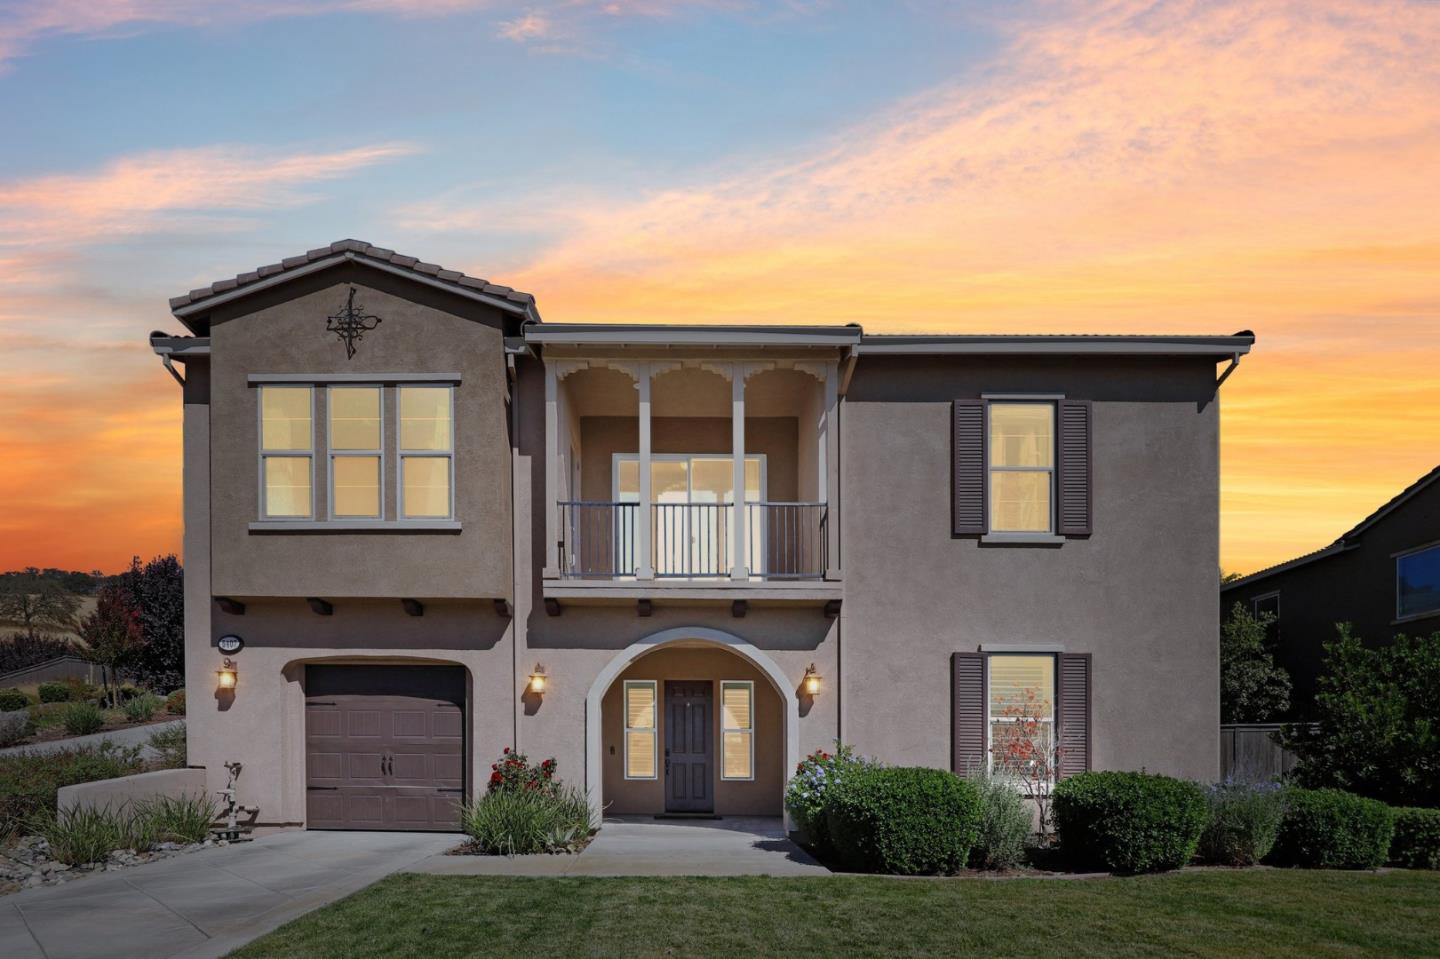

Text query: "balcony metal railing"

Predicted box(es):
[559, 501, 639, 579]
[557, 501, 828, 581]
[748, 501, 828, 580]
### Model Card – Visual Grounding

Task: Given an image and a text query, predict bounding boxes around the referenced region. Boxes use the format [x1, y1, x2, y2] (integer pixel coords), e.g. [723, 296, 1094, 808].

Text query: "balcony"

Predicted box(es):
[540, 353, 843, 612]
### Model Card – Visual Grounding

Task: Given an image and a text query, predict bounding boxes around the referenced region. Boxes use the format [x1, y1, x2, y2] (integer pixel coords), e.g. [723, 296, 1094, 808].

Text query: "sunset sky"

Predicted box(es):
[1, 0, 1437, 575]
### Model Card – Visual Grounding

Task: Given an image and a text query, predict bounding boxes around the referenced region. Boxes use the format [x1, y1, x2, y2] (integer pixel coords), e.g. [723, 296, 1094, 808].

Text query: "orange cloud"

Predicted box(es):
[443, 0, 1437, 573]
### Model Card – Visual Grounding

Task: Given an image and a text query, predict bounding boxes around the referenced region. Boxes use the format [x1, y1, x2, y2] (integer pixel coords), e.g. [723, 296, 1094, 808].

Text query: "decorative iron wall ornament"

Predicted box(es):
[326, 285, 382, 359]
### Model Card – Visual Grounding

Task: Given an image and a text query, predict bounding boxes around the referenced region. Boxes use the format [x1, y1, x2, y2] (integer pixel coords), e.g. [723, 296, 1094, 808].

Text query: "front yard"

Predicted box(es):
[231, 869, 1440, 958]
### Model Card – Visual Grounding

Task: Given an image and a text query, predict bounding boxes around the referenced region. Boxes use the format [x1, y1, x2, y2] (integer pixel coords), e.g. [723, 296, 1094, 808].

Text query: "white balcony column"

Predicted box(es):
[731, 362, 748, 581]
[543, 362, 560, 579]
[637, 362, 655, 580]
[823, 360, 841, 579]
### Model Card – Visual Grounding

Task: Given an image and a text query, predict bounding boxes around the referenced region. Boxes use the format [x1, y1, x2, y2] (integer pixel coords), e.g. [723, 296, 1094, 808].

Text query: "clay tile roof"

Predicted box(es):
[168, 239, 538, 322]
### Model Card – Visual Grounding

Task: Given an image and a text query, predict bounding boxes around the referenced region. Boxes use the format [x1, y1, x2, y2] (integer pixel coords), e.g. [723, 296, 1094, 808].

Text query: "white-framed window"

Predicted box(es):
[259, 386, 313, 519]
[1397, 543, 1440, 620]
[988, 402, 1055, 534]
[328, 385, 382, 519]
[623, 680, 658, 780]
[398, 385, 454, 519]
[613, 453, 766, 576]
[987, 654, 1056, 782]
[720, 680, 754, 781]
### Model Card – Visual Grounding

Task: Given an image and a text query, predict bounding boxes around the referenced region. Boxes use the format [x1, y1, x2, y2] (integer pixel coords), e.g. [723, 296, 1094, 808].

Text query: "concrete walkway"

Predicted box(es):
[0, 829, 455, 959]
[0, 719, 183, 760]
[411, 816, 829, 877]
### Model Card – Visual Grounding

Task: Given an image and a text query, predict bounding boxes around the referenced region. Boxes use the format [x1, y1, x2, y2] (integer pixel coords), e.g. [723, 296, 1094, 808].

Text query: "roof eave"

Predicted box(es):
[523, 324, 863, 348]
[856, 334, 1255, 357]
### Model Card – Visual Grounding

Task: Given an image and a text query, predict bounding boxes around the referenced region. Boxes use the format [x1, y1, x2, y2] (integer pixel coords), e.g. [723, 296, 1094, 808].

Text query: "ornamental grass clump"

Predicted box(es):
[965, 772, 1032, 870]
[1053, 770, 1208, 874]
[825, 766, 982, 875]
[1198, 780, 1288, 866]
[123, 694, 164, 723]
[1269, 787, 1394, 869]
[61, 701, 105, 736]
[783, 741, 876, 855]
[461, 749, 594, 855]
[135, 793, 219, 845]
[28, 804, 139, 865]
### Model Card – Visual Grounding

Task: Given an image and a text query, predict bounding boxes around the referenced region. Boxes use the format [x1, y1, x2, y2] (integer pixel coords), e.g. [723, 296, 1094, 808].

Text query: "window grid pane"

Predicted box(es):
[329, 387, 381, 451]
[261, 387, 312, 451]
[399, 387, 452, 451]
[1398, 546, 1440, 619]
[990, 471, 1051, 533]
[624, 682, 657, 780]
[402, 457, 451, 519]
[990, 403, 1053, 468]
[332, 456, 381, 518]
[263, 456, 311, 517]
[720, 681, 754, 780]
[723, 731, 753, 779]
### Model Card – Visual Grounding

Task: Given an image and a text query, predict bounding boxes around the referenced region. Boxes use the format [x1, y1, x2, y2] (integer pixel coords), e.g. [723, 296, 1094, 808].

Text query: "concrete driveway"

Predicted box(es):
[0, 829, 456, 959]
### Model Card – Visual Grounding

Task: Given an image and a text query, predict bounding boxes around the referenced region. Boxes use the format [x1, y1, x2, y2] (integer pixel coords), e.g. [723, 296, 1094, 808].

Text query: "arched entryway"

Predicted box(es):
[585, 628, 798, 824]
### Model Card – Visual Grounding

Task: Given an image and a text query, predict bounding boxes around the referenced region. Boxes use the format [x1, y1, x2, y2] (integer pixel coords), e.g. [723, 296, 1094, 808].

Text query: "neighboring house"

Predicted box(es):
[1222, 465, 1440, 716]
[149, 239, 1252, 831]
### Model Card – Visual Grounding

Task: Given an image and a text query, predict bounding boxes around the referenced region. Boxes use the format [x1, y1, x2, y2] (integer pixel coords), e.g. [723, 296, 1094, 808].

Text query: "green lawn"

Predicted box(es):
[230, 869, 1440, 959]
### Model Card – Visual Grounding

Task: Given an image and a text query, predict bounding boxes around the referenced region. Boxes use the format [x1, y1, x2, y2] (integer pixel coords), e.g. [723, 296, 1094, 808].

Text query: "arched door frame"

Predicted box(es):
[584, 627, 799, 826]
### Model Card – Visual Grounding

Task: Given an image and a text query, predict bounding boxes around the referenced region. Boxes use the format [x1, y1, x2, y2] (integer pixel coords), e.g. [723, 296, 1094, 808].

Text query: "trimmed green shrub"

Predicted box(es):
[965, 773, 1032, 870]
[1198, 781, 1288, 866]
[165, 689, 186, 715]
[1269, 787, 1394, 869]
[1054, 771, 1208, 874]
[1389, 807, 1440, 870]
[148, 723, 186, 768]
[61, 701, 105, 736]
[0, 688, 31, 712]
[460, 785, 594, 855]
[37, 681, 71, 703]
[123, 694, 163, 723]
[784, 741, 877, 855]
[0, 742, 145, 836]
[825, 767, 981, 875]
[0, 709, 34, 747]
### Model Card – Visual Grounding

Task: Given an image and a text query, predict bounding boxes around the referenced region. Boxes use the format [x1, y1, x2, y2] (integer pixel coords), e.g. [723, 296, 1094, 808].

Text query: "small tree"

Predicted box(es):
[990, 687, 1065, 838]
[1221, 601, 1291, 723]
[124, 555, 184, 691]
[0, 569, 80, 638]
[1283, 625, 1440, 807]
[79, 584, 144, 707]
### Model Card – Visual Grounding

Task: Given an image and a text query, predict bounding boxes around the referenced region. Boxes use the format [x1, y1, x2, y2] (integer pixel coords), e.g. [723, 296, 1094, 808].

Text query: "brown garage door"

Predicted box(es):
[305, 665, 465, 831]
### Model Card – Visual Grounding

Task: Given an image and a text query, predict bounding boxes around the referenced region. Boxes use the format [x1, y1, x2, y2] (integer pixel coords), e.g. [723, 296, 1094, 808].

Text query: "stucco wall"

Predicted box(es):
[58, 767, 209, 814]
[578, 416, 799, 501]
[600, 646, 784, 815]
[1221, 478, 1440, 715]
[206, 266, 513, 599]
[840, 356, 1223, 782]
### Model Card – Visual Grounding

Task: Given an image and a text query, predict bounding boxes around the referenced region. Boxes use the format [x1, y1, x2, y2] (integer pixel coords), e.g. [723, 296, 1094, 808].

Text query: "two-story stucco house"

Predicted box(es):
[149, 240, 1252, 831]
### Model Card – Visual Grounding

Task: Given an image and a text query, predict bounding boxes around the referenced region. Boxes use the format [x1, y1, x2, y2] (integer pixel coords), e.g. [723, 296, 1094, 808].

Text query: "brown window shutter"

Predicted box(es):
[1057, 400, 1093, 536]
[951, 652, 987, 775]
[1057, 653, 1091, 777]
[952, 400, 987, 535]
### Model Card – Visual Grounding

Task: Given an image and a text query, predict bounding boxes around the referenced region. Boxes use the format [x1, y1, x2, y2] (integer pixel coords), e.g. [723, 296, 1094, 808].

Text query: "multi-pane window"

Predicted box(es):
[720, 681, 754, 780]
[1251, 592, 1281, 646]
[988, 403, 1054, 533]
[1397, 544, 1440, 620]
[328, 386, 382, 518]
[260, 386, 313, 518]
[624, 680, 657, 780]
[399, 386, 454, 519]
[987, 654, 1056, 782]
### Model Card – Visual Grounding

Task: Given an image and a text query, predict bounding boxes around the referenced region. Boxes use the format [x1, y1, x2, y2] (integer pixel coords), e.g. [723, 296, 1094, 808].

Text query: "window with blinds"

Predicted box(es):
[259, 386, 313, 518]
[623, 680, 657, 780]
[987, 654, 1055, 782]
[720, 681, 754, 780]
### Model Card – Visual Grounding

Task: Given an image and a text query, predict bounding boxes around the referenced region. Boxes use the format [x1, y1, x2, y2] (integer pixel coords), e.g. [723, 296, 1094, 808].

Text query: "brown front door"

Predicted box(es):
[305, 665, 465, 831]
[665, 680, 713, 813]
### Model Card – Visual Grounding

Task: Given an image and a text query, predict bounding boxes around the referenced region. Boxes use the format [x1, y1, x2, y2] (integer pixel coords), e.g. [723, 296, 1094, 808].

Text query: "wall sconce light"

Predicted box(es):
[528, 664, 547, 695]
[803, 664, 822, 697]
[217, 658, 238, 691]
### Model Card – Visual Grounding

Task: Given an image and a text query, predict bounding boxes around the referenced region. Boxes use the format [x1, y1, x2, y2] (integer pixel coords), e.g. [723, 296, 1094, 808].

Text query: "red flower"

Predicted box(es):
[490, 771, 503, 784]
[503, 747, 510, 754]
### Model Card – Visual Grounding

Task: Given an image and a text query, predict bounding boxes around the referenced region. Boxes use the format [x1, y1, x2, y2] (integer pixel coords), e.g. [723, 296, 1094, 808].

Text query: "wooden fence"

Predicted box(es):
[1220, 723, 1309, 782]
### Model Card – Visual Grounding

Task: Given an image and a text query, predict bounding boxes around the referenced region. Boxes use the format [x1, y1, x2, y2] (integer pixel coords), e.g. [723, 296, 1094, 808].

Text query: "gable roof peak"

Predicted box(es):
[168, 239, 540, 329]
